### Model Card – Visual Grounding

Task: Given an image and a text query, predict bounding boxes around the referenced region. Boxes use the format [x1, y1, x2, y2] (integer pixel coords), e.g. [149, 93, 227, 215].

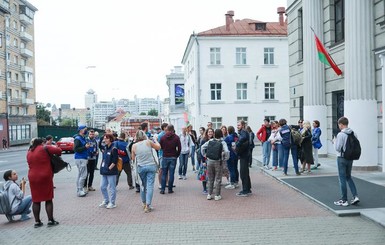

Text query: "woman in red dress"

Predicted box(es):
[27, 138, 62, 228]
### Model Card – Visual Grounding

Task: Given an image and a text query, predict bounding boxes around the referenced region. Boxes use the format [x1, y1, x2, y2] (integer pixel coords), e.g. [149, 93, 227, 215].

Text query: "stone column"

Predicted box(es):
[378, 53, 385, 172]
[345, 0, 378, 169]
[302, 0, 327, 155]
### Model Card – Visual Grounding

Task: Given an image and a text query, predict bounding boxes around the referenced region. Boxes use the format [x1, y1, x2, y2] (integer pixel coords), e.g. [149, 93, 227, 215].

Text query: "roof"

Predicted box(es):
[198, 19, 287, 37]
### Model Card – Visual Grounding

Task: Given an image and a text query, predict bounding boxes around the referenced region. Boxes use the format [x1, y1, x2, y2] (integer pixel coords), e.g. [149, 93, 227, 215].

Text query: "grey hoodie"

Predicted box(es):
[3, 180, 23, 214]
[334, 127, 354, 155]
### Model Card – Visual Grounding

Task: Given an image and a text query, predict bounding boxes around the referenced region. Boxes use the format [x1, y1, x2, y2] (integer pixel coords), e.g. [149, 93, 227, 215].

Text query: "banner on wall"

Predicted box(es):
[174, 84, 185, 108]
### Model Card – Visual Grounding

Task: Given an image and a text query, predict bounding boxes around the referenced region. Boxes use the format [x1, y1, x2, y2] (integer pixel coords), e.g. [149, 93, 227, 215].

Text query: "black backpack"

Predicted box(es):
[206, 139, 223, 160]
[343, 131, 361, 160]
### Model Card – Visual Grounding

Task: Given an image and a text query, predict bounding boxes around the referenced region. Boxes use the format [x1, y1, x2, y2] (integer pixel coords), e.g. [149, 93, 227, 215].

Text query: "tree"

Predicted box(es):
[140, 112, 146, 115]
[60, 118, 73, 127]
[147, 109, 158, 116]
[36, 102, 51, 125]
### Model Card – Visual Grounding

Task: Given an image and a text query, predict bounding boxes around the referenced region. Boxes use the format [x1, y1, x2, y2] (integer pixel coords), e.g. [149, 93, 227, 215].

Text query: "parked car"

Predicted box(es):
[56, 137, 74, 153]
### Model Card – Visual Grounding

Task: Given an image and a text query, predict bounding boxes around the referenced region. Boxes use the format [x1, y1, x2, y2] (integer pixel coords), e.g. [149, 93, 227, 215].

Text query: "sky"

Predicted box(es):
[32, 0, 287, 109]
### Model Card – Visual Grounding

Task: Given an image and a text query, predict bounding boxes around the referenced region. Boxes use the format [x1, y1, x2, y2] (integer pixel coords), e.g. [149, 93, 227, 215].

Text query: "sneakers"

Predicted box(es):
[178, 175, 182, 180]
[144, 205, 152, 213]
[264, 165, 270, 170]
[160, 190, 165, 194]
[183, 176, 187, 180]
[236, 191, 249, 197]
[20, 215, 31, 221]
[106, 203, 117, 209]
[214, 195, 222, 201]
[47, 220, 59, 227]
[98, 201, 108, 208]
[334, 200, 349, 207]
[88, 186, 96, 191]
[207, 194, 212, 200]
[272, 166, 278, 171]
[225, 184, 235, 189]
[202, 190, 208, 195]
[77, 190, 87, 197]
[351, 196, 360, 205]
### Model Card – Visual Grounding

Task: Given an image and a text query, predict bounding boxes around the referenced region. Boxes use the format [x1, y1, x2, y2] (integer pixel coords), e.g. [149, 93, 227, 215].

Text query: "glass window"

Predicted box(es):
[210, 47, 221, 65]
[335, 0, 345, 43]
[236, 47, 247, 65]
[236, 83, 247, 100]
[264, 83, 275, 100]
[211, 117, 222, 129]
[237, 117, 248, 125]
[264, 48, 274, 65]
[210, 83, 222, 100]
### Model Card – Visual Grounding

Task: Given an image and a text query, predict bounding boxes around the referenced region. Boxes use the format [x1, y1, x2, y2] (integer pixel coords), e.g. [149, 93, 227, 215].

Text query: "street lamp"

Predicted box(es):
[72, 108, 75, 127]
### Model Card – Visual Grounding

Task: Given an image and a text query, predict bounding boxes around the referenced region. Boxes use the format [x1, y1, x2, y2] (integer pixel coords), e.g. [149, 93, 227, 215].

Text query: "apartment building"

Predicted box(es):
[181, 9, 289, 130]
[0, 0, 37, 146]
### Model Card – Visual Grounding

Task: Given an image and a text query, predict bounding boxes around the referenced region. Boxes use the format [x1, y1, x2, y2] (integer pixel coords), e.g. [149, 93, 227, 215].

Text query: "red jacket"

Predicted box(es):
[257, 125, 268, 142]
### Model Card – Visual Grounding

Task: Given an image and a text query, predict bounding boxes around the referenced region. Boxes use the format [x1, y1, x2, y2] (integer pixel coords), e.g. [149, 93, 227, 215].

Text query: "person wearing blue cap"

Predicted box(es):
[74, 125, 90, 197]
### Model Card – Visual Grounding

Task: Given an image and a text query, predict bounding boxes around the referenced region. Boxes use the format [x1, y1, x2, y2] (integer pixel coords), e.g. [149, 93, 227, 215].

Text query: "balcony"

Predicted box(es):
[22, 98, 34, 105]
[19, 14, 33, 25]
[20, 31, 33, 42]
[20, 48, 33, 58]
[0, 1, 10, 14]
[20, 65, 33, 73]
[21, 81, 33, 90]
[8, 97, 22, 106]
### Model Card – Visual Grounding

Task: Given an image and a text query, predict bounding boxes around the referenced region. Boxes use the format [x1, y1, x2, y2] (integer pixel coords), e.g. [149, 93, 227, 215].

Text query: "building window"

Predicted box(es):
[298, 8, 303, 61]
[236, 83, 247, 100]
[13, 38, 18, 48]
[210, 83, 222, 100]
[264, 48, 274, 65]
[210, 47, 221, 65]
[15, 73, 19, 81]
[14, 55, 18, 65]
[0, 34, 2, 48]
[264, 83, 275, 100]
[236, 47, 247, 65]
[265, 116, 276, 121]
[211, 117, 222, 129]
[237, 117, 248, 124]
[335, 0, 344, 43]
[13, 20, 17, 30]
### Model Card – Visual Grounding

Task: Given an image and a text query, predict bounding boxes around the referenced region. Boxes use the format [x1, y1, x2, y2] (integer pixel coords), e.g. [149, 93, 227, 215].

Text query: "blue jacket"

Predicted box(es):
[114, 140, 129, 163]
[236, 129, 250, 158]
[312, 127, 322, 149]
[224, 133, 238, 160]
[100, 144, 119, 175]
[86, 137, 98, 160]
[74, 134, 88, 159]
[279, 125, 291, 147]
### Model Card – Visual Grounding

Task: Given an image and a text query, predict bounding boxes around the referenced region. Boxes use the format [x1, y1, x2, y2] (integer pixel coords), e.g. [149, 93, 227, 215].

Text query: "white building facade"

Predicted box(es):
[182, 10, 290, 130]
[287, 0, 384, 171]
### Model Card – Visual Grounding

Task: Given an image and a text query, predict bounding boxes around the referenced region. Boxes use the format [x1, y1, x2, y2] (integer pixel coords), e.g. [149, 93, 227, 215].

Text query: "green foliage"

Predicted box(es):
[60, 118, 75, 127]
[147, 108, 158, 116]
[36, 102, 51, 125]
[140, 112, 146, 115]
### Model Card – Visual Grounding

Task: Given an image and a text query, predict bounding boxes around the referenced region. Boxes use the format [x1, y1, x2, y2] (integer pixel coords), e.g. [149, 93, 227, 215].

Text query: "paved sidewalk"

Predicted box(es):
[0, 145, 384, 244]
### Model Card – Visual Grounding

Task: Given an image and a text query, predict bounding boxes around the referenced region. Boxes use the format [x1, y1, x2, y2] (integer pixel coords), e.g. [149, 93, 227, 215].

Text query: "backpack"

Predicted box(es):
[343, 131, 361, 160]
[0, 184, 15, 220]
[206, 139, 223, 160]
[291, 128, 302, 146]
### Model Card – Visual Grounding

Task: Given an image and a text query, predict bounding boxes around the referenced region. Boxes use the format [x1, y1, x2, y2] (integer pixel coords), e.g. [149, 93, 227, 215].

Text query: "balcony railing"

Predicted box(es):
[20, 48, 33, 58]
[20, 65, 33, 73]
[22, 98, 34, 105]
[21, 81, 33, 90]
[20, 31, 33, 42]
[19, 14, 33, 25]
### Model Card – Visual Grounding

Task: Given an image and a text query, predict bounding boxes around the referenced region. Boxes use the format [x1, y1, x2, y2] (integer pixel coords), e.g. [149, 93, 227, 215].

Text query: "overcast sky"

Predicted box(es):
[32, 0, 287, 109]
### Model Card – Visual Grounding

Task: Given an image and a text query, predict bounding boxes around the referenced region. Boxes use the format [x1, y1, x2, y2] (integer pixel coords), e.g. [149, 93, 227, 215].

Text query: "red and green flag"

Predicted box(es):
[314, 34, 342, 76]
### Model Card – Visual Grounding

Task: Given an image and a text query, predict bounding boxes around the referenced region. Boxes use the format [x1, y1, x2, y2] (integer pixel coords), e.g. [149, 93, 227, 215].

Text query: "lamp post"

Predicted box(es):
[72, 107, 75, 127]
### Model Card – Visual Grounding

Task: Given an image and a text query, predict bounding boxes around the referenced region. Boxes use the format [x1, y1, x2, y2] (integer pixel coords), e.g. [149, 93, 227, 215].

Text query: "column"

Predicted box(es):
[345, 0, 378, 169]
[378, 53, 385, 172]
[302, 0, 327, 155]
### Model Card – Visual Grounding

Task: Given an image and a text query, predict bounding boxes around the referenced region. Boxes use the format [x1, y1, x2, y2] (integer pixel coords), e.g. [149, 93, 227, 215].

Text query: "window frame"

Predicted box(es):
[334, 0, 345, 43]
[264, 47, 275, 65]
[236, 83, 248, 100]
[210, 83, 222, 101]
[210, 47, 221, 65]
[236, 47, 247, 65]
[264, 82, 275, 100]
[211, 117, 222, 129]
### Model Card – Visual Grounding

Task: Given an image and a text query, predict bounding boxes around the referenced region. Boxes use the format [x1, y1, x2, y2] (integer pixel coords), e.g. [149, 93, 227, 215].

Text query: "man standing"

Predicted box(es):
[159, 124, 181, 194]
[187, 124, 198, 172]
[235, 120, 251, 197]
[115, 133, 133, 189]
[84, 130, 98, 192]
[256, 118, 272, 169]
[141, 122, 152, 139]
[333, 117, 360, 207]
[74, 125, 90, 197]
[2, 136, 8, 150]
[157, 123, 168, 189]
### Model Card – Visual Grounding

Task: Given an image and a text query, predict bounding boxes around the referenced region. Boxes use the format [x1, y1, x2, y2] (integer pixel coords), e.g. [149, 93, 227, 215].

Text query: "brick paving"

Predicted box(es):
[1, 149, 385, 244]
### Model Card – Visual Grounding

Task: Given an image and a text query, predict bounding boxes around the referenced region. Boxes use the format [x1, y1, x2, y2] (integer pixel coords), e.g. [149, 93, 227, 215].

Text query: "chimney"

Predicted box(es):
[225, 10, 234, 31]
[277, 7, 286, 26]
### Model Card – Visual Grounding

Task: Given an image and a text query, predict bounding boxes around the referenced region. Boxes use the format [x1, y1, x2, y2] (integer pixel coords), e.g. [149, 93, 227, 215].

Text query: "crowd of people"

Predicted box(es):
[2, 116, 361, 228]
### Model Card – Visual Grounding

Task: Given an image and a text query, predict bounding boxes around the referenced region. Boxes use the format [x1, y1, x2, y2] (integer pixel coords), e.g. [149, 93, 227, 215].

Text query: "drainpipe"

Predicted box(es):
[193, 33, 201, 119]
[4, 16, 10, 146]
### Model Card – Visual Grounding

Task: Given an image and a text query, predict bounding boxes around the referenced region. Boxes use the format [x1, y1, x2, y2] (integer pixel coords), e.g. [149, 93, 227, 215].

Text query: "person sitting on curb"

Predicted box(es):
[3, 170, 32, 222]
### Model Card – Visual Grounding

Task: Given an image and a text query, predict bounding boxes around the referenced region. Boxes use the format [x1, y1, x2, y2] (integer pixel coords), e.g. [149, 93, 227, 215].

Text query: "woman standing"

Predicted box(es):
[98, 133, 119, 209]
[195, 127, 205, 171]
[312, 120, 322, 169]
[224, 126, 239, 189]
[131, 130, 161, 213]
[198, 128, 214, 194]
[27, 138, 62, 228]
[268, 121, 281, 171]
[300, 121, 314, 173]
[220, 125, 230, 184]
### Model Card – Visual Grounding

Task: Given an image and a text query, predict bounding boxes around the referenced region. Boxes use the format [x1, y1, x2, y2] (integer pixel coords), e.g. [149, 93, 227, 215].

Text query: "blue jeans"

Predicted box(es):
[13, 195, 32, 217]
[272, 144, 278, 167]
[281, 145, 290, 174]
[277, 144, 283, 168]
[138, 164, 157, 205]
[178, 153, 189, 176]
[290, 144, 300, 173]
[161, 157, 177, 191]
[227, 157, 239, 184]
[100, 175, 117, 205]
[262, 141, 272, 166]
[337, 157, 358, 201]
[190, 145, 196, 168]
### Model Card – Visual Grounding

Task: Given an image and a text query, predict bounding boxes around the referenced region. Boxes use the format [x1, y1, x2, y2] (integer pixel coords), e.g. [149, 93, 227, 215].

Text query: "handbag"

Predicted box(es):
[44, 146, 71, 174]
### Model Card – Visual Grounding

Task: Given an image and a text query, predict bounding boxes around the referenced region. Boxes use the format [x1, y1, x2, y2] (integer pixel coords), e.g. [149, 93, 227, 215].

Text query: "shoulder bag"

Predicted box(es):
[44, 146, 71, 174]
